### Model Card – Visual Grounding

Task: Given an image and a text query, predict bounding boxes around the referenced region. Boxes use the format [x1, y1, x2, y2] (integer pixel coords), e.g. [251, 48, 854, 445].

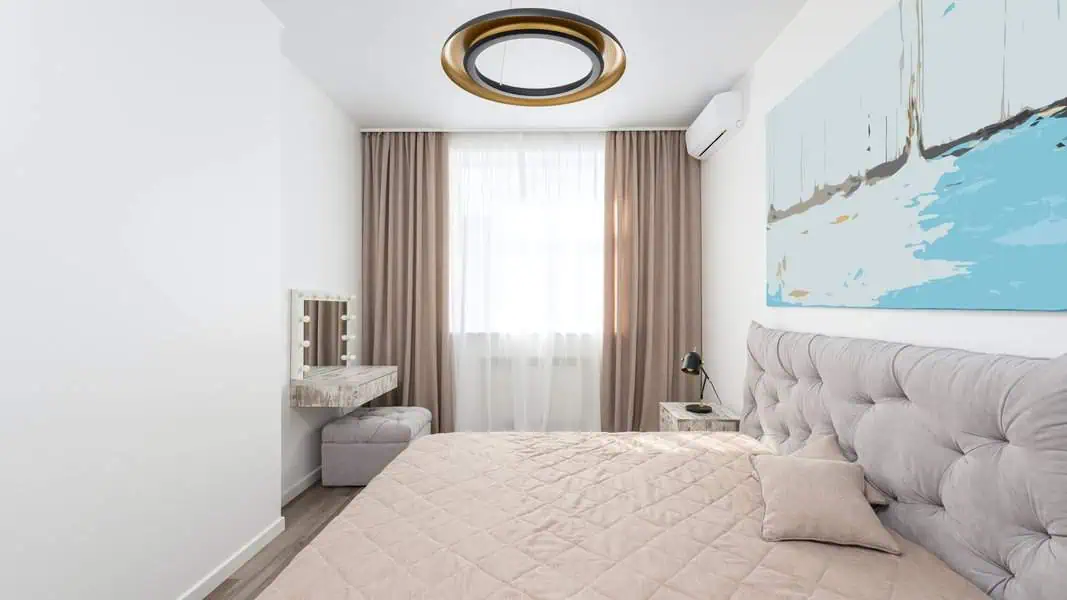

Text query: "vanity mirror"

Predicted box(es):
[289, 290, 358, 379]
[288, 289, 398, 409]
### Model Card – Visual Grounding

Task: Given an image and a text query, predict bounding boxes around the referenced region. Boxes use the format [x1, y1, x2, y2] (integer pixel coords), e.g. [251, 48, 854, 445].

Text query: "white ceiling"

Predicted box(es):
[263, 0, 806, 130]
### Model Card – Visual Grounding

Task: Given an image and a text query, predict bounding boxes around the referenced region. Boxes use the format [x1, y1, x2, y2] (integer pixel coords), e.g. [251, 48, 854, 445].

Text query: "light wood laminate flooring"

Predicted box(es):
[205, 484, 361, 600]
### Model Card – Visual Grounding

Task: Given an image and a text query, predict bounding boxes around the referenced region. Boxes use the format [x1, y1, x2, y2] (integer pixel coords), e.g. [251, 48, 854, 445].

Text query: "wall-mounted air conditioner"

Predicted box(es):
[685, 90, 746, 160]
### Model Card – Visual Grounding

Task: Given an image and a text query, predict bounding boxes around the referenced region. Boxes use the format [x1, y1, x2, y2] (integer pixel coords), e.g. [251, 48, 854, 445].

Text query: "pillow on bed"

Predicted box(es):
[793, 435, 892, 506]
[752, 454, 901, 555]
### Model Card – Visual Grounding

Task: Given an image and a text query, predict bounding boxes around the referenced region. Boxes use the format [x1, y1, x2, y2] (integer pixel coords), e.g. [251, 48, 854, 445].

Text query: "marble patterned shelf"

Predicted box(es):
[290, 365, 398, 408]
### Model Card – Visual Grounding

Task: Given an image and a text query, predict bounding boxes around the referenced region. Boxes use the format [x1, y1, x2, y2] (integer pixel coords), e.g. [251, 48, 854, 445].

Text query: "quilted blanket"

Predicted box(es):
[259, 433, 988, 600]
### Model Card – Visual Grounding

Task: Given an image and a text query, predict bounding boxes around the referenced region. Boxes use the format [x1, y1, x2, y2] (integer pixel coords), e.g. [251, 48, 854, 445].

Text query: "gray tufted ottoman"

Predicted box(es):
[321, 406, 432, 486]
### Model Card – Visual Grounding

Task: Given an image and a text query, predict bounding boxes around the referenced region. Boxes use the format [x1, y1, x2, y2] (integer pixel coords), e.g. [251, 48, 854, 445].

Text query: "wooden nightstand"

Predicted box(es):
[659, 402, 740, 432]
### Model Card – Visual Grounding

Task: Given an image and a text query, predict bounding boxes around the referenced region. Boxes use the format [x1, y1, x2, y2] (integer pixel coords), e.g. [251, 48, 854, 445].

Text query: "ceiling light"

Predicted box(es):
[441, 8, 625, 107]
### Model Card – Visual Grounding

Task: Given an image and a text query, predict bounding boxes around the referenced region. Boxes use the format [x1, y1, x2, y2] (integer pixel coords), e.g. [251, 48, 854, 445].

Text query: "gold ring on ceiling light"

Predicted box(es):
[441, 8, 626, 107]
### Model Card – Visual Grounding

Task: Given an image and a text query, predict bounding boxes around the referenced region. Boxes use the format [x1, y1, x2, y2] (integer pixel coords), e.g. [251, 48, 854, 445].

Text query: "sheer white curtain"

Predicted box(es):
[449, 133, 605, 432]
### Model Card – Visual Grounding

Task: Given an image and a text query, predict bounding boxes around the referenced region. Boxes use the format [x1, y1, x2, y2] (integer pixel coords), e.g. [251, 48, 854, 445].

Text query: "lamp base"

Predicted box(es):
[685, 403, 714, 414]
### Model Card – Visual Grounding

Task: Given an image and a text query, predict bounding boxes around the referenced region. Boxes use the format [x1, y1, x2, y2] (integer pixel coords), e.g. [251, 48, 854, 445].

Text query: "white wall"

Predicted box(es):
[701, 0, 1067, 416]
[1, 2, 284, 599]
[280, 59, 362, 504]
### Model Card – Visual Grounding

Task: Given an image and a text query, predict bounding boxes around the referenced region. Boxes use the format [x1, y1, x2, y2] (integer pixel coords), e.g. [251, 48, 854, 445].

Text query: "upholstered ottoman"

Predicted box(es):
[321, 406, 432, 486]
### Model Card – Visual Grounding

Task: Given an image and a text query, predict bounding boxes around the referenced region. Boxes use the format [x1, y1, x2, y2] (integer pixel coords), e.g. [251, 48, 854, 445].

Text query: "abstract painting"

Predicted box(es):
[766, 0, 1067, 310]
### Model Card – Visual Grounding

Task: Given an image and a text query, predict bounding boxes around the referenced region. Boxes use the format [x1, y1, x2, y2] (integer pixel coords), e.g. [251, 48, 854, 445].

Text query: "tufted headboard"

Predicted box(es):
[741, 322, 1066, 600]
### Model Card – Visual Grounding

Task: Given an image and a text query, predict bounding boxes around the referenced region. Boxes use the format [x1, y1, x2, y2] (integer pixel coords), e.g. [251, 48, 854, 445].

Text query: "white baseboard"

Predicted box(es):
[177, 516, 285, 600]
[282, 466, 321, 506]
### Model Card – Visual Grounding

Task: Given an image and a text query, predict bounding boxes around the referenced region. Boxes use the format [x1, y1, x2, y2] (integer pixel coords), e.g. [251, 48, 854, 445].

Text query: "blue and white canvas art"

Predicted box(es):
[766, 0, 1067, 310]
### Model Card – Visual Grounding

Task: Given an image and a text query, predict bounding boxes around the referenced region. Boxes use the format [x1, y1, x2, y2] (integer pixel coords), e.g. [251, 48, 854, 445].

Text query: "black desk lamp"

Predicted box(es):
[680, 350, 722, 414]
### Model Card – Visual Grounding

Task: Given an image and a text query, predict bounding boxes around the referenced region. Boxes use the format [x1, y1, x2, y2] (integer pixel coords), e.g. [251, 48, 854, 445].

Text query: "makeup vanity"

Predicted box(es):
[288, 290, 397, 408]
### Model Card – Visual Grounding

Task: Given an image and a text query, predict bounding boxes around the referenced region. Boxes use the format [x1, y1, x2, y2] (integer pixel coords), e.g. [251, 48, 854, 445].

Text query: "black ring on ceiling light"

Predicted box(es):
[464, 30, 604, 99]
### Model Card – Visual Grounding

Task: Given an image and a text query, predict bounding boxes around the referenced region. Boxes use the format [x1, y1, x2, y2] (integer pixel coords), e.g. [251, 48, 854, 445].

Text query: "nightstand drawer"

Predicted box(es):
[659, 402, 740, 432]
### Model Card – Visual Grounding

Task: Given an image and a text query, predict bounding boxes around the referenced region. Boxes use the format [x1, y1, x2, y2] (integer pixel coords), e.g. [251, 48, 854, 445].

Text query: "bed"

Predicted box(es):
[260, 323, 1066, 600]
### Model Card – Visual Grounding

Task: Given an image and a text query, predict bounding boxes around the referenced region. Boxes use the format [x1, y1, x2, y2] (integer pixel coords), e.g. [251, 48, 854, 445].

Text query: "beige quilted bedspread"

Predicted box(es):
[259, 433, 988, 600]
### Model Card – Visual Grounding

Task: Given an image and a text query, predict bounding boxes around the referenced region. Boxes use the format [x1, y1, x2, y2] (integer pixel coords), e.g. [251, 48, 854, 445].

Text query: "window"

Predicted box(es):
[449, 133, 605, 334]
[448, 133, 605, 431]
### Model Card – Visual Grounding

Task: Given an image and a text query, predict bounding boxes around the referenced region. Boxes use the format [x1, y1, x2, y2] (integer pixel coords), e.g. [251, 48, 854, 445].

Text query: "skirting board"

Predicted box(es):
[177, 516, 285, 600]
[282, 466, 321, 507]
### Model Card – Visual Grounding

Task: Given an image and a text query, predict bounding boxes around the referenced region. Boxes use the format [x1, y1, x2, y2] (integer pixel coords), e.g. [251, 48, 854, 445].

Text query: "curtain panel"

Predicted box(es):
[601, 131, 703, 432]
[449, 133, 605, 432]
[361, 132, 454, 433]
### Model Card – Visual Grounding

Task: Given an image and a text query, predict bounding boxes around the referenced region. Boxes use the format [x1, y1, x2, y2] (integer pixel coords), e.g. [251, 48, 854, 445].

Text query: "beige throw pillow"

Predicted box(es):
[793, 435, 892, 506]
[752, 454, 901, 554]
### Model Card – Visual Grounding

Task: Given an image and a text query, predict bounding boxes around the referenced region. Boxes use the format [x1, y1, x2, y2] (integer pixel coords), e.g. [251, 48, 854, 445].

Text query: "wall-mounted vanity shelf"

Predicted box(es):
[288, 290, 398, 408]
[290, 365, 398, 408]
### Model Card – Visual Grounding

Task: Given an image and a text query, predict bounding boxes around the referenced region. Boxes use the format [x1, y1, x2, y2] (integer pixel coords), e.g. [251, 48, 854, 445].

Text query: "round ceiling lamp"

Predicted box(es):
[441, 8, 625, 107]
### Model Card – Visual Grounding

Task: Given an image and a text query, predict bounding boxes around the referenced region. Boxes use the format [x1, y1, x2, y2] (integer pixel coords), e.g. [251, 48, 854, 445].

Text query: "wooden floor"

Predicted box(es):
[206, 484, 362, 600]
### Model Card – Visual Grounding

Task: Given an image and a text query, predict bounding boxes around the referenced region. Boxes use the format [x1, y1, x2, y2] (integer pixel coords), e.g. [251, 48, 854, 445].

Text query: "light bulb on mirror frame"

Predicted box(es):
[302, 340, 310, 348]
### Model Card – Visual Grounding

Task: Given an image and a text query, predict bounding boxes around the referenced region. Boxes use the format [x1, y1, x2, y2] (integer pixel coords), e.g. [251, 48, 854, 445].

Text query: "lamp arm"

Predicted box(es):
[700, 366, 722, 405]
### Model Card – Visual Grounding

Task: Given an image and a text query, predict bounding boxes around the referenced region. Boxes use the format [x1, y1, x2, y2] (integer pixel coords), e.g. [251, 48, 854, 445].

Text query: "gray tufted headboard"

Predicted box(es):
[741, 322, 1066, 600]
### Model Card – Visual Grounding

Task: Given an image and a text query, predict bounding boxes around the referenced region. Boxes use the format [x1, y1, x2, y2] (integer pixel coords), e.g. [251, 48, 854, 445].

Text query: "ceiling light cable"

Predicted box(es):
[499, 0, 516, 85]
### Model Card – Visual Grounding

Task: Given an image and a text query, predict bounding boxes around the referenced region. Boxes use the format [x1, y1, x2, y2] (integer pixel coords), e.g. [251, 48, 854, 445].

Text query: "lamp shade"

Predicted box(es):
[680, 351, 703, 375]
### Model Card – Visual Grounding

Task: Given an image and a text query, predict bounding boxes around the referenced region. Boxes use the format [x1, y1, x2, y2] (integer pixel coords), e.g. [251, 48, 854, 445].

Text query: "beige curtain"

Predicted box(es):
[362, 132, 454, 433]
[601, 131, 703, 432]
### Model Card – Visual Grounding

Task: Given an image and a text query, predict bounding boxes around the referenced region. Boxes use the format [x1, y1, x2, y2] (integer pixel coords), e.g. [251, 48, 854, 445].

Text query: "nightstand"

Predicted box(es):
[659, 402, 740, 432]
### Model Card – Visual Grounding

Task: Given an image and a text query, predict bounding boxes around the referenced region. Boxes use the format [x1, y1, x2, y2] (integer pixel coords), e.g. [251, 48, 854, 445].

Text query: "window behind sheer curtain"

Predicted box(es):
[449, 133, 604, 334]
[449, 133, 605, 431]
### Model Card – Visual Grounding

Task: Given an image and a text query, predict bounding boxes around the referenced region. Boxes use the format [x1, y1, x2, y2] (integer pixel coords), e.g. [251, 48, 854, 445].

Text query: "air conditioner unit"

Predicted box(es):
[685, 90, 745, 160]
